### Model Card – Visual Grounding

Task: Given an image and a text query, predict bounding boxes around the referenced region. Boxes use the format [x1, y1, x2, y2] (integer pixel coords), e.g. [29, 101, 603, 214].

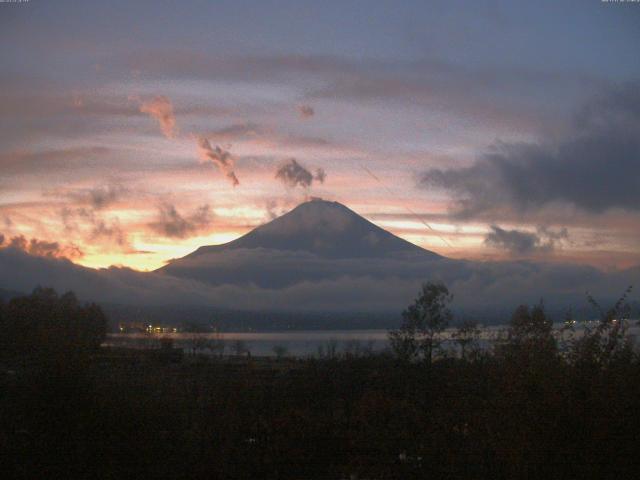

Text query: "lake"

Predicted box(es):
[104, 321, 639, 357]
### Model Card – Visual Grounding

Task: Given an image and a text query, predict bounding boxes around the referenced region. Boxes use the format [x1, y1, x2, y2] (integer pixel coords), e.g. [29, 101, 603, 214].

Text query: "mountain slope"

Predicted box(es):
[158, 199, 442, 288]
[183, 200, 440, 260]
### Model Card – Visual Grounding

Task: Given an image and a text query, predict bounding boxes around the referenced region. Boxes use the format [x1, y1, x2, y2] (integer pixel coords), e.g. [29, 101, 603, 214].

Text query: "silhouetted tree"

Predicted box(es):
[498, 300, 556, 362]
[317, 338, 339, 359]
[569, 286, 634, 367]
[388, 328, 419, 362]
[272, 344, 288, 359]
[509, 301, 552, 340]
[0, 287, 107, 359]
[390, 282, 453, 364]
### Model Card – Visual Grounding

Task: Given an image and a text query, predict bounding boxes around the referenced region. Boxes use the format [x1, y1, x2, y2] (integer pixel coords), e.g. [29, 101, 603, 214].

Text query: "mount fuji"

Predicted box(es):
[172, 200, 439, 260]
[158, 199, 443, 288]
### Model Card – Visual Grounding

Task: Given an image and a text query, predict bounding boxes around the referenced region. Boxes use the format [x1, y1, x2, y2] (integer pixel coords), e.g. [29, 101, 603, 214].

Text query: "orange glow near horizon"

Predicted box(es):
[3, 195, 639, 273]
[75, 229, 249, 271]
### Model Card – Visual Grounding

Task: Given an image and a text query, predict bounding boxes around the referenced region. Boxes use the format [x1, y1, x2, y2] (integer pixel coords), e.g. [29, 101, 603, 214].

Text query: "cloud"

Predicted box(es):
[265, 200, 279, 220]
[198, 122, 352, 159]
[537, 225, 570, 244]
[196, 136, 240, 186]
[54, 183, 126, 210]
[264, 198, 295, 221]
[148, 203, 213, 239]
[90, 217, 129, 247]
[0, 147, 111, 176]
[0, 234, 83, 260]
[0, 244, 637, 319]
[484, 225, 568, 255]
[422, 82, 640, 218]
[275, 159, 326, 189]
[59, 207, 132, 251]
[0, 87, 140, 120]
[87, 183, 125, 209]
[484, 226, 539, 255]
[59, 207, 77, 232]
[203, 122, 262, 142]
[156, 246, 640, 314]
[139, 96, 177, 138]
[122, 53, 596, 127]
[298, 104, 315, 119]
[275, 159, 312, 188]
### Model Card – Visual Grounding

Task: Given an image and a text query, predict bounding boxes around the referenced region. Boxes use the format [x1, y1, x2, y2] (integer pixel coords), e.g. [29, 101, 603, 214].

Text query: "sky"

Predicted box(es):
[1, 0, 639, 272]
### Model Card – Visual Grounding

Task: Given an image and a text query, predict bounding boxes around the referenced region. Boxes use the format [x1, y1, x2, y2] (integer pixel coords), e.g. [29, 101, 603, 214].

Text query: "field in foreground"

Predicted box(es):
[2, 286, 639, 479]
[2, 345, 640, 480]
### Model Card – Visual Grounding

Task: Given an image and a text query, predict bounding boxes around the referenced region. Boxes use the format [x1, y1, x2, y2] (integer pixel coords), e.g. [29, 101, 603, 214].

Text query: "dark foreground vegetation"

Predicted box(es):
[1, 286, 639, 479]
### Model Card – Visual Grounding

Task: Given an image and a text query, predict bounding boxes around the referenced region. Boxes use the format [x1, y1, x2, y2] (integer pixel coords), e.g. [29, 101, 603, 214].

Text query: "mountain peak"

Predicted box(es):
[279, 198, 357, 224]
[290, 198, 349, 211]
[174, 199, 440, 261]
[257, 199, 364, 237]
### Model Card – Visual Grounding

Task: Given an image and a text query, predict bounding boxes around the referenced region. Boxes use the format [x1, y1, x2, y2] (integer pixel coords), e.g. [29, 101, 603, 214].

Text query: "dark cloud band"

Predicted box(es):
[422, 82, 640, 217]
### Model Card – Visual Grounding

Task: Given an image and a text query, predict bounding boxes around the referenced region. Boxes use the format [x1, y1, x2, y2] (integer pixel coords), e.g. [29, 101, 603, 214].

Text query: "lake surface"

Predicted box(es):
[105, 322, 639, 357]
[105, 329, 391, 357]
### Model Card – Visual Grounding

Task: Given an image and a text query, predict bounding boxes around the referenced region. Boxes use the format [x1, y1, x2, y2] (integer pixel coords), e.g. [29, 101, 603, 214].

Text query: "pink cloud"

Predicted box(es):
[298, 104, 315, 119]
[139, 96, 177, 138]
[275, 158, 326, 189]
[196, 136, 240, 186]
[1, 234, 84, 260]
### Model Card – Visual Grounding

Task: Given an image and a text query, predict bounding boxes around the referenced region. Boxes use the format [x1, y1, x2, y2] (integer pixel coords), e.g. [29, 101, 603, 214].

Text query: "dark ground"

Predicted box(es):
[2, 345, 639, 480]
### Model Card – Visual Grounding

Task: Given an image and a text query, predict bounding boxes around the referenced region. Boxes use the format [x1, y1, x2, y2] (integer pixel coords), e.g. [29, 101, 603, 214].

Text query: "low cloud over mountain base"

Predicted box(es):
[1, 246, 637, 322]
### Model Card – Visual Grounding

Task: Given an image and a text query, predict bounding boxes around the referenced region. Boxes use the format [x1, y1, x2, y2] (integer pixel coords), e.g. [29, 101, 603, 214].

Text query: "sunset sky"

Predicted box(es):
[1, 0, 639, 272]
